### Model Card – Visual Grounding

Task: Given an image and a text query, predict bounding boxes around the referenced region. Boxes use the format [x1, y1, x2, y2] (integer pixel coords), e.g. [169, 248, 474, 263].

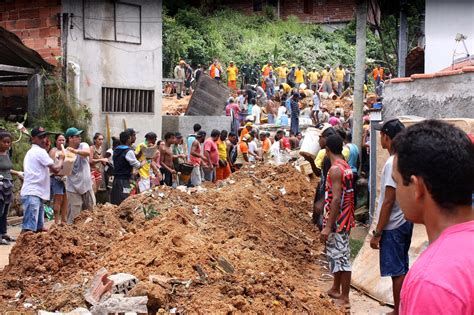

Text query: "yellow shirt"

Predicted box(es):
[135, 143, 150, 179]
[227, 66, 238, 81]
[276, 66, 288, 79]
[281, 83, 291, 94]
[307, 71, 319, 83]
[315, 148, 350, 170]
[321, 70, 332, 82]
[335, 68, 345, 82]
[295, 69, 305, 83]
[217, 139, 227, 161]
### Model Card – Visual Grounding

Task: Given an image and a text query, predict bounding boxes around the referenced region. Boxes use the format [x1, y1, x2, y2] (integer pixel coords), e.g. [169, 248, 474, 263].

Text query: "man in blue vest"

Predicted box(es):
[111, 131, 145, 205]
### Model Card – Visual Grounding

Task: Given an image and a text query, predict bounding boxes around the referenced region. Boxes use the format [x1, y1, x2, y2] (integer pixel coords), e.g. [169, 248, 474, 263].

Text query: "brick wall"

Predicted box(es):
[226, 0, 356, 24]
[0, 0, 62, 65]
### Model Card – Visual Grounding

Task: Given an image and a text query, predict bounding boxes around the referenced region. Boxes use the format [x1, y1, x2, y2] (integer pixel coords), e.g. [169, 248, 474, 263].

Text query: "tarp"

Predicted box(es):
[352, 118, 474, 305]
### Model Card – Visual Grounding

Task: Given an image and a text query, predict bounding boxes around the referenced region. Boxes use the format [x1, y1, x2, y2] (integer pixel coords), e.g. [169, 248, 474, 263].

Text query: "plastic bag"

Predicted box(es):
[44, 205, 54, 221]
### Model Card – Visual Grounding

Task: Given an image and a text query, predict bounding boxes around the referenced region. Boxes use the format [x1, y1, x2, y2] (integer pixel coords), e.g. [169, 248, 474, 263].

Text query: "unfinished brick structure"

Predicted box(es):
[226, 0, 356, 25]
[0, 0, 61, 65]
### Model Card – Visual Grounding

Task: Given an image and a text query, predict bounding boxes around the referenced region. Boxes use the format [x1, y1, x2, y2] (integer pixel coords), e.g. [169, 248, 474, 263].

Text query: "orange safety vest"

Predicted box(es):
[210, 64, 222, 78]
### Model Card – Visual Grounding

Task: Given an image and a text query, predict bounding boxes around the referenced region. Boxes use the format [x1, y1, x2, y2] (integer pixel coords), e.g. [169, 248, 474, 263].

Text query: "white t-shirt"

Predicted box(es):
[248, 140, 257, 162]
[312, 95, 320, 111]
[21, 144, 54, 200]
[376, 155, 406, 230]
[252, 105, 261, 124]
[66, 142, 93, 195]
[277, 106, 287, 119]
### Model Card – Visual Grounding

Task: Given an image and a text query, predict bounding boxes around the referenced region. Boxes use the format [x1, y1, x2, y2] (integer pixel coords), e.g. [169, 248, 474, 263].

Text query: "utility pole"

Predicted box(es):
[398, 0, 408, 77]
[353, 0, 367, 152]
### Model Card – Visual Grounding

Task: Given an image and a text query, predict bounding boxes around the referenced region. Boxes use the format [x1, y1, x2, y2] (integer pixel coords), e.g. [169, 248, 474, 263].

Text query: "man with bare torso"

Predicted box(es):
[160, 132, 176, 186]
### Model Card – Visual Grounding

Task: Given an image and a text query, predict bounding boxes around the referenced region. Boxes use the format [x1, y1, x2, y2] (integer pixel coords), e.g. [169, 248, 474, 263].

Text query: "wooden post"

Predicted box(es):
[27, 73, 44, 116]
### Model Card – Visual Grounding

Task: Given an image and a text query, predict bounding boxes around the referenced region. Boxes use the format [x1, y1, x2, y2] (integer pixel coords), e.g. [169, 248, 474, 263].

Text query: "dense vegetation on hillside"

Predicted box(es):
[162, 7, 385, 77]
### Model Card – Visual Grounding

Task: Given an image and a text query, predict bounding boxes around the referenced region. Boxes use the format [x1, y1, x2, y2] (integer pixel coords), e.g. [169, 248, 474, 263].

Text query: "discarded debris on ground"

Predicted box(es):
[0, 164, 342, 314]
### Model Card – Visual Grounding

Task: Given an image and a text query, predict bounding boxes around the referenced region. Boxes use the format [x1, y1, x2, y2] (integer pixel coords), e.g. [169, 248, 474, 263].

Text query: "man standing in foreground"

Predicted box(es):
[392, 120, 473, 315]
[21, 127, 64, 232]
[160, 132, 176, 186]
[370, 119, 413, 315]
[65, 127, 95, 224]
[203, 129, 220, 182]
[111, 131, 144, 205]
[320, 134, 355, 309]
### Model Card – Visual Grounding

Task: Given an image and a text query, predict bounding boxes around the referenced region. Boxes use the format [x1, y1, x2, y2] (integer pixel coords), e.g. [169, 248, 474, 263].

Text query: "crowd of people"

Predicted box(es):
[173, 58, 389, 99]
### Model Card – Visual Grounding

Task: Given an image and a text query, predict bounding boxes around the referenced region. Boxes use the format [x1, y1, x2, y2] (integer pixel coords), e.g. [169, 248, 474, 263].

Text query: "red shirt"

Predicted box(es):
[204, 138, 219, 166]
[281, 137, 291, 150]
[226, 103, 240, 117]
[323, 159, 355, 233]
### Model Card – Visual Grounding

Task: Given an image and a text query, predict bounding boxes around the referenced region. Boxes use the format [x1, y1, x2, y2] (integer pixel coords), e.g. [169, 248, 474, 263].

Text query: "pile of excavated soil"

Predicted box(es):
[0, 164, 341, 314]
[322, 97, 353, 114]
[162, 95, 191, 116]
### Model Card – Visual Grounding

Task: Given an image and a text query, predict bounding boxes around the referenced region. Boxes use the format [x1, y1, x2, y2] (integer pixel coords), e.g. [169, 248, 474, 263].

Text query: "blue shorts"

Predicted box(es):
[380, 220, 414, 277]
[51, 176, 65, 196]
[21, 195, 45, 232]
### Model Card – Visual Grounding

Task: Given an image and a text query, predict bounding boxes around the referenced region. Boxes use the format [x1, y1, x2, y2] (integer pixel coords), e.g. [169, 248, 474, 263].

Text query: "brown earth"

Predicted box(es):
[0, 164, 343, 313]
[162, 95, 191, 116]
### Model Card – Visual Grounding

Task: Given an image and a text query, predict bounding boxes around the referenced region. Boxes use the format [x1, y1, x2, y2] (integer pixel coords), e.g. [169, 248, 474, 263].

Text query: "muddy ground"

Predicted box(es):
[0, 164, 344, 314]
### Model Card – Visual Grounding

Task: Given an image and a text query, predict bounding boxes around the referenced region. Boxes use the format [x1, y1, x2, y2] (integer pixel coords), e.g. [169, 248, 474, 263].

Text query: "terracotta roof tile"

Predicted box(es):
[434, 69, 463, 77]
[410, 73, 435, 79]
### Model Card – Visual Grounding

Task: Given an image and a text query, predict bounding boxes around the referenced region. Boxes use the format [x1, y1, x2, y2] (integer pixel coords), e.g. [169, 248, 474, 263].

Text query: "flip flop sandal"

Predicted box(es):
[2, 235, 16, 242]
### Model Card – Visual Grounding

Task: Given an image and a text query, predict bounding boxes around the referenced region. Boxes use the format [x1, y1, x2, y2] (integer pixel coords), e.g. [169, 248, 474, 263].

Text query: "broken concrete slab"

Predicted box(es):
[90, 294, 148, 315]
[186, 74, 230, 116]
[84, 268, 113, 306]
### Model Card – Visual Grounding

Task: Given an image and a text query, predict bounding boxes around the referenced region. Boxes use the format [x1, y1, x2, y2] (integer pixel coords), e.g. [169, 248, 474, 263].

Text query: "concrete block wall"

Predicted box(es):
[0, 0, 62, 65]
[162, 116, 233, 139]
[383, 70, 474, 120]
[226, 0, 355, 24]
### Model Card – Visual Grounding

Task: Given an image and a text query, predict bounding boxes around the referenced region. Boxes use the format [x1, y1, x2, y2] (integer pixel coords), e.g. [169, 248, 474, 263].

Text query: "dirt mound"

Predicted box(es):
[162, 95, 191, 115]
[0, 165, 341, 313]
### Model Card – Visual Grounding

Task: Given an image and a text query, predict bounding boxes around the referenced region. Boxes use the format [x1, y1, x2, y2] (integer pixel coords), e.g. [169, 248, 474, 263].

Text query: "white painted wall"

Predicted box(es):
[425, 0, 474, 73]
[62, 0, 163, 141]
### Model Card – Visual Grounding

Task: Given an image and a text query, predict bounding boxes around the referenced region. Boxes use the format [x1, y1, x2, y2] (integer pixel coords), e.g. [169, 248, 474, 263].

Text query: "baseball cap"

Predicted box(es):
[125, 128, 138, 136]
[65, 127, 83, 138]
[374, 118, 405, 139]
[245, 122, 253, 127]
[31, 127, 51, 137]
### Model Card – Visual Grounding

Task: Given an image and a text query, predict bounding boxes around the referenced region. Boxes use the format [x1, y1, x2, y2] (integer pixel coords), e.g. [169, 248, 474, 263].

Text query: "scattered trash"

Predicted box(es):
[169, 307, 178, 314]
[90, 294, 148, 314]
[279, 187, 287, 195]
[158, 192, 165, 198]
[217, 256, 235, 274]
[192, 206, 200, 216]
[84, 217, 93, 224]
[14, 290, 22, 299]
[23, 302, 33, 308]
[141, 204, 159, 220]
[38, 308, 91, 315]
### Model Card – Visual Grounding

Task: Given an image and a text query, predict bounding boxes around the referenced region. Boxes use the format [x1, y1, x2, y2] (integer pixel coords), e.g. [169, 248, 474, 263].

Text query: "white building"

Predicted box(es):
[62, 0, 163, 139]
[425, 0, 474, 73]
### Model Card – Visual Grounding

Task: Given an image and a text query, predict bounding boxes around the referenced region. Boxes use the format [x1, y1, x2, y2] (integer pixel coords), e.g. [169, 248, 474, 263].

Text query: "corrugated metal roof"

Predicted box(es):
[0, 26, 53, 76]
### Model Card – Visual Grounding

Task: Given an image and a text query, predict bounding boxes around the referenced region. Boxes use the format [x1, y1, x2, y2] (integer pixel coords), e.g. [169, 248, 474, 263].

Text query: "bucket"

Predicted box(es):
[179, 163, 194, 175]
[299, 127, 321, 160]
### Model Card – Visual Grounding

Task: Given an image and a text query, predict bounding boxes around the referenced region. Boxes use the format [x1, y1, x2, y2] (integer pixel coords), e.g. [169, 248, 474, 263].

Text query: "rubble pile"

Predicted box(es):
[0, 164, 341, 314]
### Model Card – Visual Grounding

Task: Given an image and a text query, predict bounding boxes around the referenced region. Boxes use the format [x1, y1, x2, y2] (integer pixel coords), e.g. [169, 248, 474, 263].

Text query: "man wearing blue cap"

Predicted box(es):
[64, 127, 95, 224]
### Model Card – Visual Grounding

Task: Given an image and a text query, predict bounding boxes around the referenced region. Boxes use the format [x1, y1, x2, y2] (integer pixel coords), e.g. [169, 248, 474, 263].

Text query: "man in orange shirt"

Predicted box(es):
[240, 122, 253, 141]
[227, 61, 238, 90]
[260, 132, 272, 160]
[234, 133, 251, 169]
[209, 59, 223, 81]
[373, 65, 384, 85]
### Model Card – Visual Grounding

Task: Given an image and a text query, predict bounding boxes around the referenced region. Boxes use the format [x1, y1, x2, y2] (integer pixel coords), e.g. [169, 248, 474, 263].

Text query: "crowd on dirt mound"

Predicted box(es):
[0, 57, 472, 314]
